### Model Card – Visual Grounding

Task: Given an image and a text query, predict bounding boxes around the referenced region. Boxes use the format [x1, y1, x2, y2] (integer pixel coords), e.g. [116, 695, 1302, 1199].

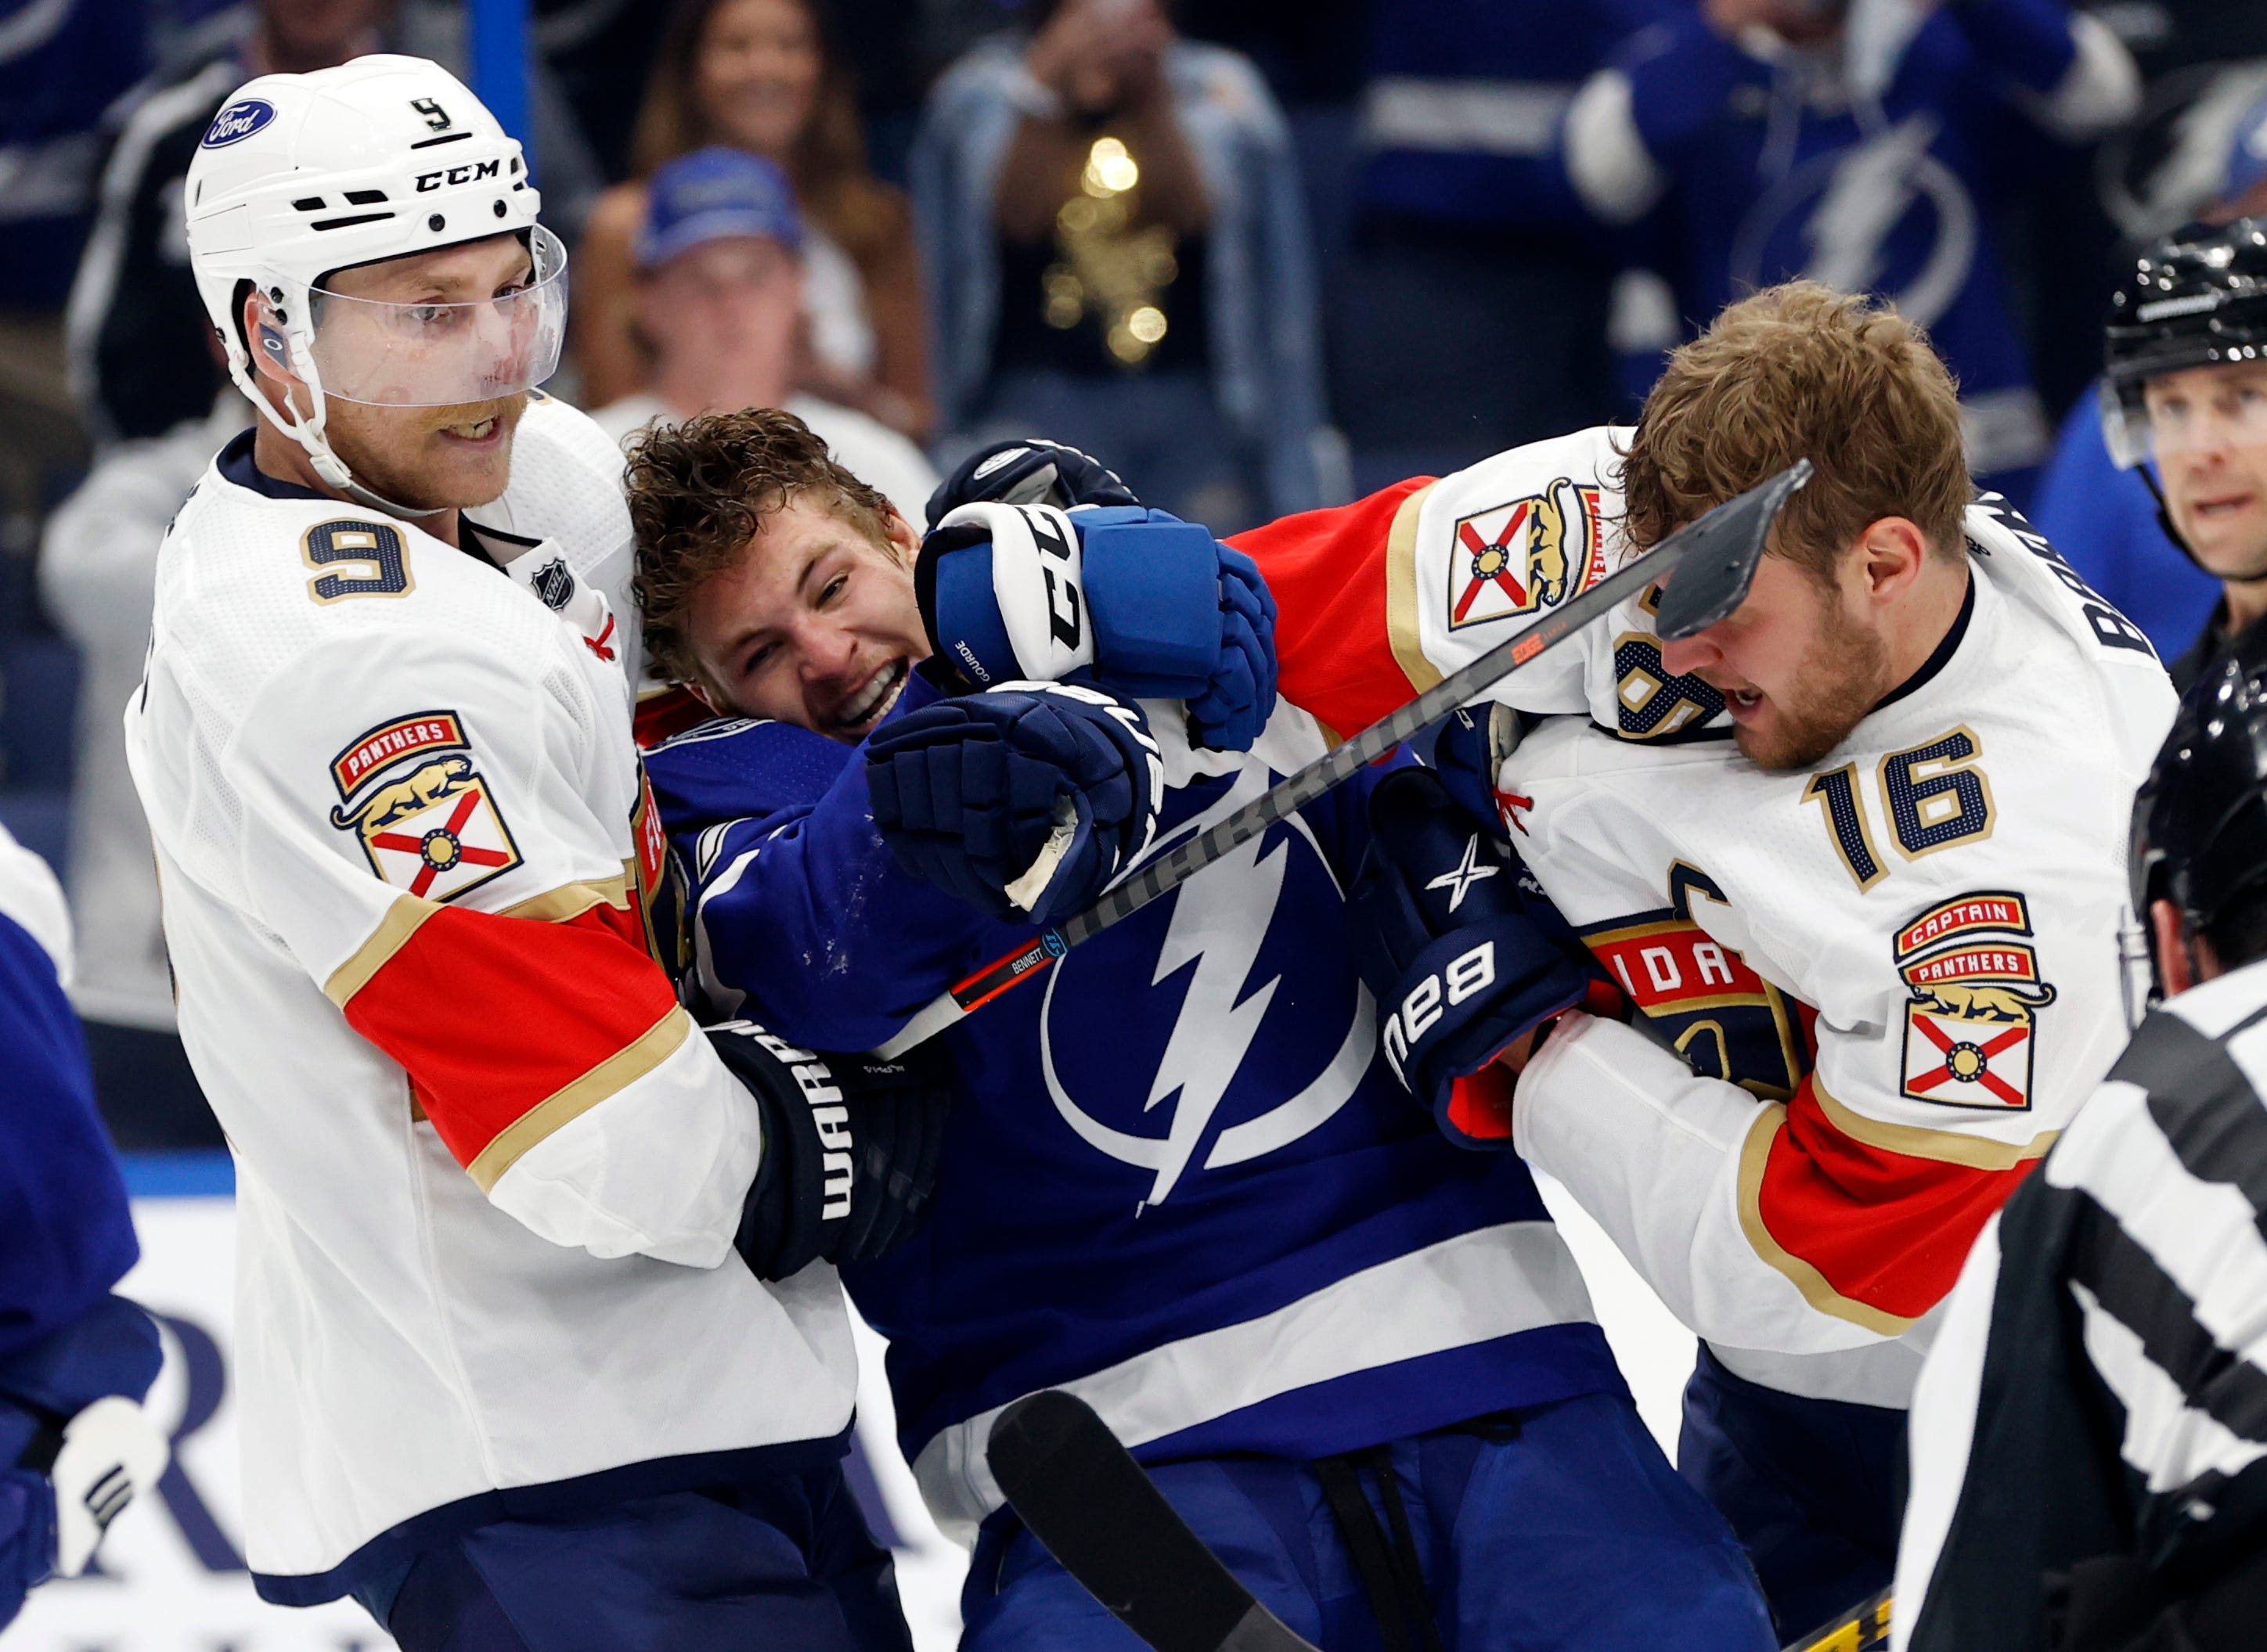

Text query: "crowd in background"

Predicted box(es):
[1, 0, 2265, 1150]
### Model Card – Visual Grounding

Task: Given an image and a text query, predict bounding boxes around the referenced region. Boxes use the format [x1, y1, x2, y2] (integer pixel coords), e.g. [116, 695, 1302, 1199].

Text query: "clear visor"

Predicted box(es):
[305, 225, 567, 408]
[2101, 362, 2267, 469]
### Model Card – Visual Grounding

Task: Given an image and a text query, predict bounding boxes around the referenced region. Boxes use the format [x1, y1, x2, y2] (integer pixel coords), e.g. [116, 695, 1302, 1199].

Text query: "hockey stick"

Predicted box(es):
[989, 1389, 1320, 1652]
[990, 1389, 1884, 1652]
[876, 459, 1813, 1059]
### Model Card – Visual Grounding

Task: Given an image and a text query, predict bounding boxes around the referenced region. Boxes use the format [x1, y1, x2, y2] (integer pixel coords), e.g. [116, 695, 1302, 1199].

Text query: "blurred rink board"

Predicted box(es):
[9, 1159, 1688, 1651]
[9, 1154, 970, 1652]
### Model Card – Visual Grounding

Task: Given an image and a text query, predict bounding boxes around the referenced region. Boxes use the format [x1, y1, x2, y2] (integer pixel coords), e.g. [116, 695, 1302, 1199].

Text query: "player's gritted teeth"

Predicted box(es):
[825, 657, 908, 739]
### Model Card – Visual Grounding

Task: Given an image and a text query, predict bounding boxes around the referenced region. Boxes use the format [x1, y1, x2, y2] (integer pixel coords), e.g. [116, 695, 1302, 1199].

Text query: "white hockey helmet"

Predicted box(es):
[184, 55, 566, 516]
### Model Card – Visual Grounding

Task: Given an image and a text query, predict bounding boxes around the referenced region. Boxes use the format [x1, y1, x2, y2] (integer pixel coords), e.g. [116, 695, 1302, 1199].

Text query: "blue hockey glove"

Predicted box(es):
[917, 501, 1280, 751]
[1348, 768, 1610, 1150]
[711, 1022, 955, 1280]
[925, 436, 1142, 523]
[0, 1294, 168, 1624]
[1405, 703, 1527, 837]
[864, 681, 1162, 927]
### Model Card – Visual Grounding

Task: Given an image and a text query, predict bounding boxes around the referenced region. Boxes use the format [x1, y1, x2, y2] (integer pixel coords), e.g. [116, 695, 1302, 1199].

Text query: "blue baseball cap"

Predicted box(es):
[2226, 92, 2267, 205]
[636, 147, 805, 270]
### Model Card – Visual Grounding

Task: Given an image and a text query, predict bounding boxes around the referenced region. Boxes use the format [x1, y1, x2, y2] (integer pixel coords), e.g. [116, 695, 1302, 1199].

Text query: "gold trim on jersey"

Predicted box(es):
[1735, 1103, 1919, 1337]
[329, 876, 640, 1009]
[465, 1006, 694, 1192]
[1386, 483, 1443, 696]
[325, 895, 442, 1008]
[1811, 1078, 2058, 1169]
[499, 874, 636, 926]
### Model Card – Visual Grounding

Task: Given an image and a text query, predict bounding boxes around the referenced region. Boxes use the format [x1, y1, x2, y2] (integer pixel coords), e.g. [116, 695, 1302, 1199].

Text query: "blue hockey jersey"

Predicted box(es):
[0, 826, 141, 1362]
[646, 676, 1624, 1535]
[1570, 0, 2137, 495]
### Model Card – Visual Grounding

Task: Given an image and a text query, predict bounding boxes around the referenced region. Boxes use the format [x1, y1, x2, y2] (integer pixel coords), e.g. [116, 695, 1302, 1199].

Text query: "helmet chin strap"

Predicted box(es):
[2131, 462, 2200, 570]
[302, 434, 452, 521]
[238, 345, 452, 521]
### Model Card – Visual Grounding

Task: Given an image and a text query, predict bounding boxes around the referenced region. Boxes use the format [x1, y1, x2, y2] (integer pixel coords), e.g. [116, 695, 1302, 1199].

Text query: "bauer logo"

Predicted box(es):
[201, 99, 276, 148]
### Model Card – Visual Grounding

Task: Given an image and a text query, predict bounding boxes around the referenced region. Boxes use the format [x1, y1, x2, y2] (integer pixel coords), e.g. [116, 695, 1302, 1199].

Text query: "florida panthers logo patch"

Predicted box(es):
[1894, 891, 2056, 1110]
[327, 711, 522, 902]
[1447, 478, 1606, 632]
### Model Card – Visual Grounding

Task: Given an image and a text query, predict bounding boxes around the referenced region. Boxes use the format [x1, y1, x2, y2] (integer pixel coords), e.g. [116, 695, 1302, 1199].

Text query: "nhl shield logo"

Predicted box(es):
[1447, 478, 1606, 632]
[327, 711, 522, 902]
[1894, 892, 2056, 1110]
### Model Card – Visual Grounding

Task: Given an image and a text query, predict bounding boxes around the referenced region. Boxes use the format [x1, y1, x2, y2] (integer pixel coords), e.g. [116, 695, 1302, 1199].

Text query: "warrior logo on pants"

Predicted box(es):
[327, 710, 522, 902]
[1894, 891, 2056, 1110]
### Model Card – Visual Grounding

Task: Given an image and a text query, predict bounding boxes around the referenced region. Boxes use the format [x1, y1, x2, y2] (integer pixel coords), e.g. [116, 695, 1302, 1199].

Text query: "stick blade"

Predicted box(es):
[987, 1391, 1317, 1652]
[1652, 458, 1815, 640]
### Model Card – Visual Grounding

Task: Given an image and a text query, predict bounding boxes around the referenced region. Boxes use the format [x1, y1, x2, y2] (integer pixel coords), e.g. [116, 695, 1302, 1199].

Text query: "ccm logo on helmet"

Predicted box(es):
[202, 99, 276, 148]
[1380, 941, 1498, 1084]
[416, 159, 503, 193]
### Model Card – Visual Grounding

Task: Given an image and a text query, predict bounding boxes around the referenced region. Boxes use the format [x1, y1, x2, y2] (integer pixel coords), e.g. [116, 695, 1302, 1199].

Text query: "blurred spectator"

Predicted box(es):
[64, 0, 602, 448]
[0, 0, 150, 309]
[2034, 89, 2267, 666]
[1335, 0, 1676, 482]
[574, 0, 932, 437]
[588, 147, 939, 524]
[533, 0, 672, 181]
[1563, 0, 2143, 506]
[2024, 3, 2267, 417]
[36, 378, 243, 1150]
[914, 0, 1333, 532]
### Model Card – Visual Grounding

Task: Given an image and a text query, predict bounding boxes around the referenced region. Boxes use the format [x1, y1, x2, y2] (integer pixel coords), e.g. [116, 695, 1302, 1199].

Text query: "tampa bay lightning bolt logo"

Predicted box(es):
[1040, 765, 1375, 1208]
[203, 99, 277, 149]
[1732, 113, 1975, 329]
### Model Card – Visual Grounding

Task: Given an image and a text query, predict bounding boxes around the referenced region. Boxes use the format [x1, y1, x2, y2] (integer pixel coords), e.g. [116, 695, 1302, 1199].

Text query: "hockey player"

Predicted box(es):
[135, 56, 948, 1647]
[2097, 216, 2267, 689]
[1161, 281, 2172, 1639]
[0, 824, 169, 1627]
[1893, 628, 2267, 1652]
[626, 409, 1779, 1649]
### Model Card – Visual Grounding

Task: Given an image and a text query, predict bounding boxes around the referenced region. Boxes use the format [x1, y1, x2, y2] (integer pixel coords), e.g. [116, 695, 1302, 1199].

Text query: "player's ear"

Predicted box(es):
[1857, 516, 1930, 603]
[882, 504, 921, 564]
[2152, 897, 2197, 996]
[243, 290, 294, 387]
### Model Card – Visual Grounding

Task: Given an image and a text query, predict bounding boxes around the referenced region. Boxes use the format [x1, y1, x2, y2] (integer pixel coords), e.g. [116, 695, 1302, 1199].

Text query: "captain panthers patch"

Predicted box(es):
[328, 711, 521, 902]
[1446, 479, 1606, 632]
[1894, 891, 2056, 1110]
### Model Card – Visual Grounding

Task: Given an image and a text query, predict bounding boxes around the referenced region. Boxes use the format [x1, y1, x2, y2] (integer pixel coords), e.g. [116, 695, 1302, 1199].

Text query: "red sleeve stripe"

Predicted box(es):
[1737, 1077, 2056, 1331]
[1229, 477, 1434, 740]
[326, 888, 689, 1189]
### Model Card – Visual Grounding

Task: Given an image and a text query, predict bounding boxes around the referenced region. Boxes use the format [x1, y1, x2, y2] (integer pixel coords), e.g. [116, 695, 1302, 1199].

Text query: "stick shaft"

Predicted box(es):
[1060, 530, 1692, 947]
[868, 538, 1687, 1060]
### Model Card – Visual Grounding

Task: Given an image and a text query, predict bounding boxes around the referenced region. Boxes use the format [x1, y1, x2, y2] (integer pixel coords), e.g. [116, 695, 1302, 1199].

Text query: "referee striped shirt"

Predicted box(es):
[1896, 958, 2267, 1651]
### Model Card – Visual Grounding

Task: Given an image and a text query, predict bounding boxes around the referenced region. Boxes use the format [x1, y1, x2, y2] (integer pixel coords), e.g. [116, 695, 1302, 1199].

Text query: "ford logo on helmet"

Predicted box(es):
[202, 99, 276, 149]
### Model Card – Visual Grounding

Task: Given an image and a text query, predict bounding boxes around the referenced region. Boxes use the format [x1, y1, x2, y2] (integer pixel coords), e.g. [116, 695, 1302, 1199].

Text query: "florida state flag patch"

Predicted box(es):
[1894, 891, 2056, 1110]
[327, 711, 522, 902]
[1447, 478, 1607, 632]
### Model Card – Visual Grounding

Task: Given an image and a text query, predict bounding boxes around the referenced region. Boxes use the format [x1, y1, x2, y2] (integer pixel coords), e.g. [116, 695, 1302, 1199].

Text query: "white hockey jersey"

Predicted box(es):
[124, 396, 855, 1600]
[1234, 425, 2177, 1405]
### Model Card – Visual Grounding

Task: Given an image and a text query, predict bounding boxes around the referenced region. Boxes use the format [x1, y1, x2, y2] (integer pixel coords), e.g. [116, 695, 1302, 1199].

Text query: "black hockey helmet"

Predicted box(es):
[2102, 216, 2267, 469]
[2132, 621, 2267, 995]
